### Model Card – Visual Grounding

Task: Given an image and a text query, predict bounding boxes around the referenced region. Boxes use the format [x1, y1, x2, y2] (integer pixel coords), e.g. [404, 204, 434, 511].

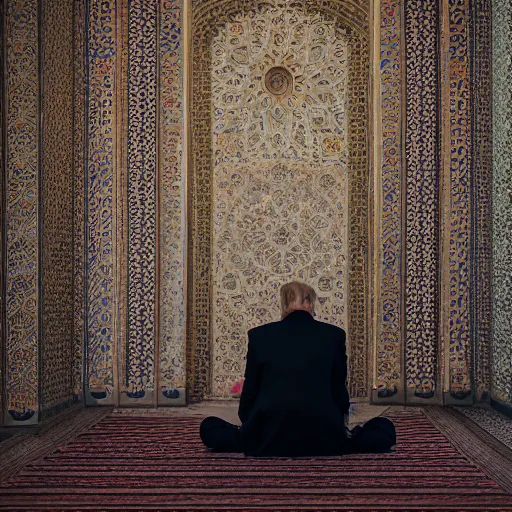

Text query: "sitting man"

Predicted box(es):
[200, 281, 396, 457]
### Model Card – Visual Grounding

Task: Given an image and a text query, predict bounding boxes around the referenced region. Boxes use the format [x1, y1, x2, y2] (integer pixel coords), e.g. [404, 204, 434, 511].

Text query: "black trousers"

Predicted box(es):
[199, 416, 396, 455]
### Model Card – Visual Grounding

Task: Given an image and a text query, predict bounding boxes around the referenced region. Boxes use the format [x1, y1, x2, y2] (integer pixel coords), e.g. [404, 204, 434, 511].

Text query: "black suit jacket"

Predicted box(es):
[238, 309, 350, 457]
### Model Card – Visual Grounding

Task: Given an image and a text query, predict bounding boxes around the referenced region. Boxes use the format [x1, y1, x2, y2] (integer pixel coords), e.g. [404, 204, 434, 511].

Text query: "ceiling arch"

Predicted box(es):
[193, 0, 370, 40]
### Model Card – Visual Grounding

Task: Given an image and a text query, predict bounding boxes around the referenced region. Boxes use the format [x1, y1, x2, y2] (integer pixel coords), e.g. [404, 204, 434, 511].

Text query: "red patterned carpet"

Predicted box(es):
[0, 410, 511, 511]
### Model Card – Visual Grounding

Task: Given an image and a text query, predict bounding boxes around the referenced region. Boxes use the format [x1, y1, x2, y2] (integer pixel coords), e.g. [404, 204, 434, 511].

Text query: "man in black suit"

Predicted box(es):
[200, 281, 395, 456]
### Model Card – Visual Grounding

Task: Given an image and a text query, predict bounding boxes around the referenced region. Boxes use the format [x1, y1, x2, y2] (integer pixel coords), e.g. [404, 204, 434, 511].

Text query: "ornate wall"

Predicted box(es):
[471, 0, 492, 404]
[371, 0, 492, 406]
[1, 0, 496, 423]
[189, 0, 370, 401]
[492, 0, 512, 410]
[197, 1, 369, 398]
[83, 0, 187, 407]
[3, 0, 40, 425]
[1, 0, 80, 425]
[40, 0, 76, 418]
[210, 6, 351, 396]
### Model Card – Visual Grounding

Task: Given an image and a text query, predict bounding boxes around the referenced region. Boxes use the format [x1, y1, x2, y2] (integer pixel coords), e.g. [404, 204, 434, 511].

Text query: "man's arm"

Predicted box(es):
[238, 330, 261, 424]
[332, 328, 350, 415]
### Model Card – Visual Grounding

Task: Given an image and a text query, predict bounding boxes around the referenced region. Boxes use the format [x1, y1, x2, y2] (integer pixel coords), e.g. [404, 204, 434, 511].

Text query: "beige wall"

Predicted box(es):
[492, 0, 512, 411]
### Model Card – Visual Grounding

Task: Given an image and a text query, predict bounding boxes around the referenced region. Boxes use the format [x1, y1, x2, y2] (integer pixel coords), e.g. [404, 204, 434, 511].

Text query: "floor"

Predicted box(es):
[0, 400, 392, 484]
[457, 406, 512, 450]
[110, 400, 390, 428]
[1, 401, 512, 487]
[1, 404, 512, 510]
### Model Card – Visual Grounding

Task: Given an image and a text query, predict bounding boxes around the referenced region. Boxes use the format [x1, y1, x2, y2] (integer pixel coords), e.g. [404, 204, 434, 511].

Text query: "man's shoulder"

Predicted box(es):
[248, 320, 281, 337]
[312, 319, 346, 337]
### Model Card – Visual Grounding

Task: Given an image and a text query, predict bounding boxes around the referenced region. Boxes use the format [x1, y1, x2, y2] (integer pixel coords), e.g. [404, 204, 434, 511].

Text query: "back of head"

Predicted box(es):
[280, 281, 317, 318]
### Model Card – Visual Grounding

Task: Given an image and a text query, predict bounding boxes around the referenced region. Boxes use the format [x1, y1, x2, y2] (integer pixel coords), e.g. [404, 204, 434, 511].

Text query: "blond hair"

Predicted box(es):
[280, 281, 317, 314]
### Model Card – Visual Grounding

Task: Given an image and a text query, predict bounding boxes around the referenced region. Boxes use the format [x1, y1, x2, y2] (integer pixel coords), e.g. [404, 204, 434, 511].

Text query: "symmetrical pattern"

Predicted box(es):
[193, 0, 370, 35]
[4, 0, 39, 422]
[345, 29, 370, 400]
[212, 167, 349, 396]
[0, 0, 4, 422]
[191, 0, 369, 400]
[211, 7, 350, 395]
[404, 0, 440, 399]
[492, 0, 512, 407]
[73, 0, 87, 400]
[40, 0, 75, 416]
[85, 0, 117, 400]
[375, 0, 403, 395]
[471, 0, 492, 402]
[125, 0, 158, 398]
[445, 0, 472, 399]
[159, 0, 187, 394]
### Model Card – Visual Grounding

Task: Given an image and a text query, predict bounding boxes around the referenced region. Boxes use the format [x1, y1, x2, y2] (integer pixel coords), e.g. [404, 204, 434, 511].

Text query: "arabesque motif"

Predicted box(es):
[159, 0, 187, 393]
[376, 0, 402, 395]
[211, 6, 349, 396]
[125, 0, 158, 397]
[191, 0, 369, 400]
[405, 0, 440, 398]
[5, 0, 39, 421]
[86, 0, 117, 398]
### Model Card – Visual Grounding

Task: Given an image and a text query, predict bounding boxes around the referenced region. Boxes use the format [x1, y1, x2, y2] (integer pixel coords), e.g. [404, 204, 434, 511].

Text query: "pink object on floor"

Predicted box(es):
[231, 379, 244, 396]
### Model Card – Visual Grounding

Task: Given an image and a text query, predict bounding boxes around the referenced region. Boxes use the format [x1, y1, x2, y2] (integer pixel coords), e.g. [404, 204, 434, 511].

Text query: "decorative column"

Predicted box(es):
[3, 0, 40, 425]
[85, 0, 120, 405]
[404, 0, 442, 404]
[470, 0, 492, 404]
[440, 0, 473, 405]
[158, 0, 187, 405]
[40, 0, 76, 418]
[372, 0, 406, 403]
[119, 0, 159, 406]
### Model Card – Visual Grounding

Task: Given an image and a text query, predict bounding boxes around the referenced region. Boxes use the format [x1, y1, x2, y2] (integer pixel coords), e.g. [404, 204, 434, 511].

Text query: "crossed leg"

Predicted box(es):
[200, 415, 396, 455]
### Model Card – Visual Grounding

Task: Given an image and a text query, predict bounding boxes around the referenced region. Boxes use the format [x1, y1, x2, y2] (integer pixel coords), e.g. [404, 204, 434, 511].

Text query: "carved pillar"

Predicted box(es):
[404, 0, 442, 404]
[158, 0, 187, 405]
[470, 0, 492, 404]
[40, 0, 76, 418]
[372, 0, 406, 404]
[119, 0, 159, 406]
[2, 0, 79, 425]
[3, 0, 40, 425]
[440, 0, 474, 406]
[84, 0, 120, 405]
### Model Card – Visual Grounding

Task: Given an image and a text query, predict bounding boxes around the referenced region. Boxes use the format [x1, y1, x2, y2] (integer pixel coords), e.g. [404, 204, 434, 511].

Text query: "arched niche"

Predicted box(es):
[187, 0, 371, 400]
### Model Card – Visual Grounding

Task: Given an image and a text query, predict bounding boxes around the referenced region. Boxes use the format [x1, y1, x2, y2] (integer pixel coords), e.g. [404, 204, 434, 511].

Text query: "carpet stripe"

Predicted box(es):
[0, 411, 511, 510]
